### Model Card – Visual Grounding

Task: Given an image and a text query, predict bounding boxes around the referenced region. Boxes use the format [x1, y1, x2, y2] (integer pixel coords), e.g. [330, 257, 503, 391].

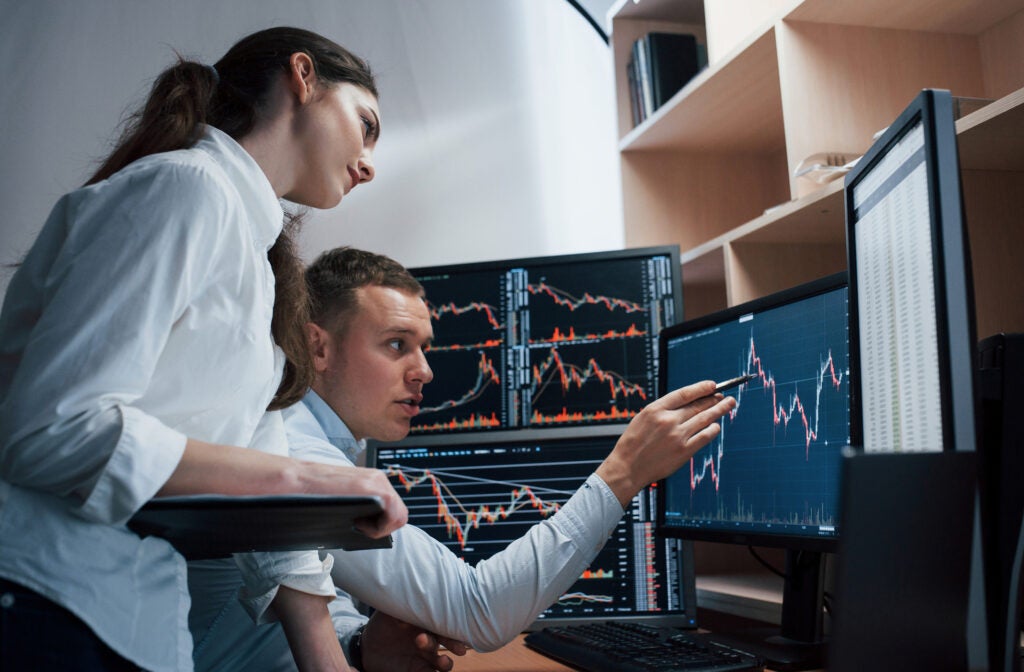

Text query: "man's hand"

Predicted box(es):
[359, 611, 468, 672]
[597, 379, 737, 507]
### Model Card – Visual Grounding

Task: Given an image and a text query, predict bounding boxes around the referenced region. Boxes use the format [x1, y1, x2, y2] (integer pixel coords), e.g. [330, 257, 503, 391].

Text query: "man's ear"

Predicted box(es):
[306, 322, 332, 373]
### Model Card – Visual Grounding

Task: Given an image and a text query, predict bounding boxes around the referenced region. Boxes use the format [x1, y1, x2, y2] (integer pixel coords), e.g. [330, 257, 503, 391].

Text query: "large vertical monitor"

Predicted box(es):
[657, 272, 850, 670]
[407, 246, 682, 434]
[369, 426, 700, 629]
[839, 88, 993, 669]
[844, 88, 978, 453]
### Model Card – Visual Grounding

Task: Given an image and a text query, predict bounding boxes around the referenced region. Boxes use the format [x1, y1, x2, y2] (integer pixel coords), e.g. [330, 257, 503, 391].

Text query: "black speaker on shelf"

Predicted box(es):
[977, 333, 1024, 672]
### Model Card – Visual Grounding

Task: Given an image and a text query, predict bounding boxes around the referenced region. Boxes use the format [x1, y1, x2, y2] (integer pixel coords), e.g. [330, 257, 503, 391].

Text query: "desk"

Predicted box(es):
[454, 633, 817, 672]
[459, 634, 572, 671]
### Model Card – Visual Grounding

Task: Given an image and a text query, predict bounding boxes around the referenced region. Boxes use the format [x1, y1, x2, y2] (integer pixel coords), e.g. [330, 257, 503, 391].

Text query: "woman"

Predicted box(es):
[0, 27, 400, 671]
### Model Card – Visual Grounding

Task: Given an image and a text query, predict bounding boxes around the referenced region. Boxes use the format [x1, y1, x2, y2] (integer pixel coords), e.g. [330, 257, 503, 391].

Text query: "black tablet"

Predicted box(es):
[128, 494, 392, 560]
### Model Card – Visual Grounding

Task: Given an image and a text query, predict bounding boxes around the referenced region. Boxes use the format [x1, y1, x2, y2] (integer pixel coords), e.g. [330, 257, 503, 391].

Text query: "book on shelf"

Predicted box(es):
[627, 32, 704, 127]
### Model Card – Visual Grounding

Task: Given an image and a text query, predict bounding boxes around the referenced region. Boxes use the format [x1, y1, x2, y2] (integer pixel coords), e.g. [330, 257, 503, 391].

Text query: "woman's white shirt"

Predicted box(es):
[0, 126, 285, 672]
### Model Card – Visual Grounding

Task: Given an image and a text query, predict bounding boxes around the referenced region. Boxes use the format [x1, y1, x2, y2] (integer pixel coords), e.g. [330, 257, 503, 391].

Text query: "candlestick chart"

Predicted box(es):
[374, 432, 691, 620]
[661, 283, 849, 540]
[419, 269, 505, 351]
[411, 349, 504, 433]
[413, 268, 505, 433]
[528, 341, 649, 425]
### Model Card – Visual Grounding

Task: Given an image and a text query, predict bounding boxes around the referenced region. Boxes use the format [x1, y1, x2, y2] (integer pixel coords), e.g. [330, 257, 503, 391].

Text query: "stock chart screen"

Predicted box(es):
[410, 248, 679, 434]
[661, 278, 849, 544]
[375, 432, 692, 621]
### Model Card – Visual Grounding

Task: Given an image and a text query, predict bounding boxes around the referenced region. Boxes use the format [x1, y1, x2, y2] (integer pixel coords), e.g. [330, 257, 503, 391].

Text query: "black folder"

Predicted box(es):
[128, 494, 392, 560]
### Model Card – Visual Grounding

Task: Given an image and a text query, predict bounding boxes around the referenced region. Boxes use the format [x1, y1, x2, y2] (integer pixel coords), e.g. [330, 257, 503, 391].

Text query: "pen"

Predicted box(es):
[714, 373, 756, 394]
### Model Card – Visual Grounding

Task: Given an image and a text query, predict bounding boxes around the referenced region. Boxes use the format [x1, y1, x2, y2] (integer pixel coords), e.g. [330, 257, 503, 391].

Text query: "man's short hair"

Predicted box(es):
[306, 246, 425, 336]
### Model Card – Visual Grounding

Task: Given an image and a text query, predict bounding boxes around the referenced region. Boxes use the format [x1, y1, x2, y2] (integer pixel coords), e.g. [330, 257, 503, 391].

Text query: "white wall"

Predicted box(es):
[0, 0, 623, 295]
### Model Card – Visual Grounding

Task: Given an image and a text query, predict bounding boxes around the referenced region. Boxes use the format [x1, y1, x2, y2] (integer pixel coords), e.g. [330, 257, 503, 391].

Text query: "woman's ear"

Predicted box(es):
[287, 52, 317, 104]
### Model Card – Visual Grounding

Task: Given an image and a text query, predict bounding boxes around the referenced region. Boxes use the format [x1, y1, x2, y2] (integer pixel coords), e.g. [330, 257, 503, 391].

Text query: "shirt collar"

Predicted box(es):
[301, 389, 366, 462]
[196, 125, 284, 251]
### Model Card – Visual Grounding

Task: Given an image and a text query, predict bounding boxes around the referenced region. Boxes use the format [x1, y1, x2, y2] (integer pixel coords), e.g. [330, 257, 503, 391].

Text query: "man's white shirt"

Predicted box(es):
[283, 390, 627, 652]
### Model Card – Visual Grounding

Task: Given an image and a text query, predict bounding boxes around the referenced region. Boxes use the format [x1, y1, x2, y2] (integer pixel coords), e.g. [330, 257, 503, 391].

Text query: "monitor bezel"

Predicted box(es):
[843, 88, 978, 453]
[655, 272, 849, 553]
[410, 244, 682, 311]
[368, 423, 700, 631]
[406, 245, 684, 434]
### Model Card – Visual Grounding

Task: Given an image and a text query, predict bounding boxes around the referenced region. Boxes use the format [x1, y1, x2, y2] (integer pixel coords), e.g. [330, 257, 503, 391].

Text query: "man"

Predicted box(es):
[282, 247, 736, 669]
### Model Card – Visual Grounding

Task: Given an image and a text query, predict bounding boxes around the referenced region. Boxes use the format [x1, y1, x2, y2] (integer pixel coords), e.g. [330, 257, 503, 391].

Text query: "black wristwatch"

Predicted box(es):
[348, 624, 365, 669]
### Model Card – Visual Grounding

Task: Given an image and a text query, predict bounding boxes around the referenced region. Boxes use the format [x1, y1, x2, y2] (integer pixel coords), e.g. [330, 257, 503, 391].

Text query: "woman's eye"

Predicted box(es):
[361, 117, 376, 138]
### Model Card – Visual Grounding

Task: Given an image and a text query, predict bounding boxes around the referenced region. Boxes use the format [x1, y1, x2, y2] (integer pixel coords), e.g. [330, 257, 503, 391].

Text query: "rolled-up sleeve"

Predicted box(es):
[0, 165, 230, 525]
[233, 550, 338, 625]
[231, 411, 337, 624]
[282, 406, 627, 650]
[331, 473, 625, 651]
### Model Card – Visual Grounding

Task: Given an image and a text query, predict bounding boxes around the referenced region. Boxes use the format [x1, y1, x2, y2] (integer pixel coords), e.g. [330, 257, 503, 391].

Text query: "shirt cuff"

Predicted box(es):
[80, 405, 188, 525]
[235, 551, 336, 625]
[550, 473, 626, 556]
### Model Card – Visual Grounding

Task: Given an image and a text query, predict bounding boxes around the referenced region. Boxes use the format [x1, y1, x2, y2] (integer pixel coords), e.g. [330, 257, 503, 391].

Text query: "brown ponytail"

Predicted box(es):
[85, 60, 217, 186]
[85, 27, 378, 410]
[266, 215, 313, 410]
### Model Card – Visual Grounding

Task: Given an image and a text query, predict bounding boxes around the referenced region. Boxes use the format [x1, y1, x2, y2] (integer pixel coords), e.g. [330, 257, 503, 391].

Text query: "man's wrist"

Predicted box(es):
[595, 459, 637, 508]
[347, 624, 365, 669]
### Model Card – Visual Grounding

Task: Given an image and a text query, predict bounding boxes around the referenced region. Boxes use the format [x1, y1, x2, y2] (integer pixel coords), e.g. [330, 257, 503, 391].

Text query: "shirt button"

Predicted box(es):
[0, 592, 14, 608]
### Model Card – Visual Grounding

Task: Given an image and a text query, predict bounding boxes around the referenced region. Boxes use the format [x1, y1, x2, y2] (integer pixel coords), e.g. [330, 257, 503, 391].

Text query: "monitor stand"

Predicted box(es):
[707, 550, 826, 671]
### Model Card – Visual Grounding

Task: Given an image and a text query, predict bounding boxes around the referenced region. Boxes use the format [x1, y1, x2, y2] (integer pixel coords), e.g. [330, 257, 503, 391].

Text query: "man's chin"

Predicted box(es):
[376, 423, 412, 444]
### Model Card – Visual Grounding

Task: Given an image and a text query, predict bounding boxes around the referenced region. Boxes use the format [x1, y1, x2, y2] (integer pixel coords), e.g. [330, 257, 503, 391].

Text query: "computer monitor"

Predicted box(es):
[369, 425, 700, 629]
[844, 88, 978, 453]
[407, 246, 682, 434]
[657, 272, 851, 670]
[841, 88, 996, 669]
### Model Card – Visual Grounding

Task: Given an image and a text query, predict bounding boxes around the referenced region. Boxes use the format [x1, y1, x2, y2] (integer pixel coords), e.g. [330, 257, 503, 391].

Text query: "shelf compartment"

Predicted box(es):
[622, 149, 791, 253]
[785, 0, 1024, 36]
[680, 246, 727, 320]
[960, 170, 1024, 340]
[606, 0, 704, 27]
[677, 179, 844, 258]
[776, 20, 986, 199]
[619, 24, 785, 153]
[957, 85, 1024, 171]
[676, 181, 845, 306]
[726, 181, 847, 305]
[727, 239, 847, 306]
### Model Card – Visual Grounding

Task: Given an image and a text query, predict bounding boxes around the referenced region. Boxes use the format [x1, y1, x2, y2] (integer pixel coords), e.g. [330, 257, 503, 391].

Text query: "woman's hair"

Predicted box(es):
[306, 247, 425, 339]
[84, 27, 378, 410]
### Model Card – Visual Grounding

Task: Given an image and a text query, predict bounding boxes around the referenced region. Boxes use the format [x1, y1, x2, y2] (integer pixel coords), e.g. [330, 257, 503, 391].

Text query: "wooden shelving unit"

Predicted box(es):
[607, 0, 1024, 613]
[609, 0, 1024, 339]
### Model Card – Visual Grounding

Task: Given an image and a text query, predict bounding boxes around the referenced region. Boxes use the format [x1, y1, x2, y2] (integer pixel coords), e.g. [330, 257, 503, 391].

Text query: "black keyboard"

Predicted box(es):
[524, 621, 764, 672]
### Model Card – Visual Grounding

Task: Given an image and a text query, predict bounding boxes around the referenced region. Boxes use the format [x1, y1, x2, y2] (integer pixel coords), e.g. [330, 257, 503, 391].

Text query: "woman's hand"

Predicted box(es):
[296, 462, 408, 539]
[160, 441, 408, 538]
[596, 380, 736, 507]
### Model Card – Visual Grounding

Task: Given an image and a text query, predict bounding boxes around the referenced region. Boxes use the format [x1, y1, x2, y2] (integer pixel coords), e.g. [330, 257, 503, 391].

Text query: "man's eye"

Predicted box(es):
[388, 339, 402, 351]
